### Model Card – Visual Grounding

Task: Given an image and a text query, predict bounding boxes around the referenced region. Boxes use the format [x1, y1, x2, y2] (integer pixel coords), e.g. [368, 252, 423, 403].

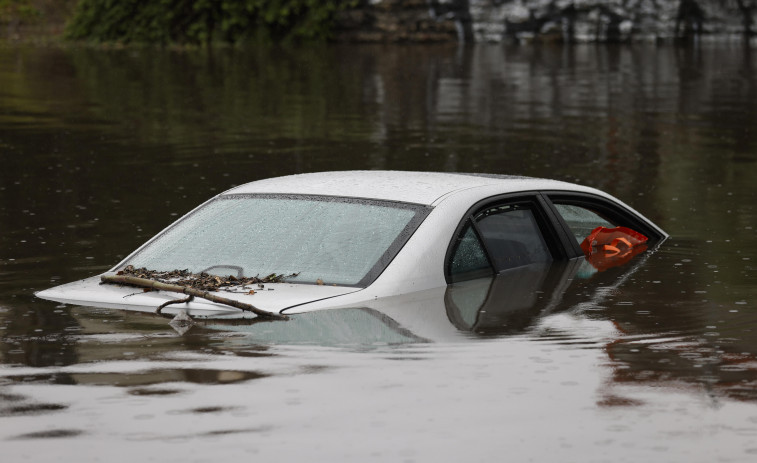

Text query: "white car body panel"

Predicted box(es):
[39, 276, 361, 317]
[282, 179, 664, 314]
[224, 170, 519, 205]
[36, 171, 667, 318]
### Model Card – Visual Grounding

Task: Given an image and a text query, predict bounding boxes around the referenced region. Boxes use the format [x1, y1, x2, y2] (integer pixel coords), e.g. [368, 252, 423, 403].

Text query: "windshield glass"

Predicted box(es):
[123, 194, 429, 286]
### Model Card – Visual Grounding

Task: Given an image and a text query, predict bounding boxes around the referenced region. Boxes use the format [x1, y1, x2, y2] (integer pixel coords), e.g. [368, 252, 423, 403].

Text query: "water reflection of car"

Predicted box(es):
[37, 171, 667, 319]
[207, 259, 628, 345]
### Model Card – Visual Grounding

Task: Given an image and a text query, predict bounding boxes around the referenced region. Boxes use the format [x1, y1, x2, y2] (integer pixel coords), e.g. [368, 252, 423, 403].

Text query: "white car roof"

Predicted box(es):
[223, 171, 595, 206]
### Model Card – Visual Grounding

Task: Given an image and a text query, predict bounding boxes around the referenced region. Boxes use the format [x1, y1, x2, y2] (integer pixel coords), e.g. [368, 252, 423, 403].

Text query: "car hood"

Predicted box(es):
[35, 274, 361, 318]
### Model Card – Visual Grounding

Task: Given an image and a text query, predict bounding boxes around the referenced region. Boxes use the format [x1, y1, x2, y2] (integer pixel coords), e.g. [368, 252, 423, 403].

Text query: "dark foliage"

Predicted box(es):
[64, 0, 357, 45]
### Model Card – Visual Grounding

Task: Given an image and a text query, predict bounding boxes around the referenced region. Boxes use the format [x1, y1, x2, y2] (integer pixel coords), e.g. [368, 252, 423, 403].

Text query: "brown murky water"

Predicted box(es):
[2, 42, 757, 461]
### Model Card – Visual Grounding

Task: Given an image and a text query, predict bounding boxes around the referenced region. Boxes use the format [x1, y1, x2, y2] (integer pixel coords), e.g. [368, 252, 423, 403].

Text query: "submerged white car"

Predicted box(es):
[36, 171, 667, 319]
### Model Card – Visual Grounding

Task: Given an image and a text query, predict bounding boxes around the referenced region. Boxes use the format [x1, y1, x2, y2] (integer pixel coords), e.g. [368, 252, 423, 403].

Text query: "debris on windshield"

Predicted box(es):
[100, 265, 294, 320]
[117, 265, 298, 292]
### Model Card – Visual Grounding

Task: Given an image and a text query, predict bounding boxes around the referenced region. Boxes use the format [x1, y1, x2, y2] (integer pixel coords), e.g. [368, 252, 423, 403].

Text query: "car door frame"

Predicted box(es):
[444, 191, 573, 284]
[445, 190, 665, 284]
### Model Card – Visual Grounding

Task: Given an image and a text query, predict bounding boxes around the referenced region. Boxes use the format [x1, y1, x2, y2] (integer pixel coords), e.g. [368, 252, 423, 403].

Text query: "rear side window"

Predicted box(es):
[552, 203, 615, 244]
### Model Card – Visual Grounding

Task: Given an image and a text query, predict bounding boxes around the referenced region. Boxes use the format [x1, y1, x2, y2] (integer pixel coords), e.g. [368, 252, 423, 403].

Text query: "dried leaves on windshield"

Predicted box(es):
[119, 265, 298, 292]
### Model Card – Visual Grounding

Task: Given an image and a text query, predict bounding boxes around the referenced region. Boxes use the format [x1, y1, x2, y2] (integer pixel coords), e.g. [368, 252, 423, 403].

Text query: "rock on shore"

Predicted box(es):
[335, 0, 756, 43]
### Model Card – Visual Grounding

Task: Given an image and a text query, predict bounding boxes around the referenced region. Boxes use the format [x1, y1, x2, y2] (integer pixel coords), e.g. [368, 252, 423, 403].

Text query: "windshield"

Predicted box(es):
[123, 194, 430, 287]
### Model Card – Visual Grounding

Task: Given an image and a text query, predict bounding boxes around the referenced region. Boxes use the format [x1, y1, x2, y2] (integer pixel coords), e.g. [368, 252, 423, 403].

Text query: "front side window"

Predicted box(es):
[449, 221, 493, 282]
[474, 203, 552, 271]
[125, 195, 429, 287]
[448, 199, 554, 282]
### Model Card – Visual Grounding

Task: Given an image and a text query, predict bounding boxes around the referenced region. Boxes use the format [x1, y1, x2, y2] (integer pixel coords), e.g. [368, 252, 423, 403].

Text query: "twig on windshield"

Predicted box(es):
[100, 274, 289, 320]
[156, 295, 194, 314]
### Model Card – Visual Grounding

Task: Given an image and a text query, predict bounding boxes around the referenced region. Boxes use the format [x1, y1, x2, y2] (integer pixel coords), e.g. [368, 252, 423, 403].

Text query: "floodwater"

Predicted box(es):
[1, 42, 757, 461]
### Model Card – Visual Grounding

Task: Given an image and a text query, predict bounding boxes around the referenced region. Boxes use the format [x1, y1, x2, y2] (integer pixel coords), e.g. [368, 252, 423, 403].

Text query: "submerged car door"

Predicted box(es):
[445, 193, 572, 283]
[442, 191, 663, 336]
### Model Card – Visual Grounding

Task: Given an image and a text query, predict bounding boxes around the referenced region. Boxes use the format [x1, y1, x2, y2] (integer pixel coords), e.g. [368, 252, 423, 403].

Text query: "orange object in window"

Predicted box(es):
[580, 226, 648, 271]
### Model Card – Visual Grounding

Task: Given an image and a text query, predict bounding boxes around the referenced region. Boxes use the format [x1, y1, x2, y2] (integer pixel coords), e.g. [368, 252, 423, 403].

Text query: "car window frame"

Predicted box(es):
[445, 190, 666, 284]
[444, 192, 574, 284]
[541, 191, 667, 257]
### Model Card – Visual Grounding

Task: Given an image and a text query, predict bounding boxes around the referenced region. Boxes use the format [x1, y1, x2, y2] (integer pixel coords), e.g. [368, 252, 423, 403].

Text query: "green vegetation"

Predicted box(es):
[1, 1, 77, 40]
[0, 0, 41, 24]
[64, 0, 357, 45]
